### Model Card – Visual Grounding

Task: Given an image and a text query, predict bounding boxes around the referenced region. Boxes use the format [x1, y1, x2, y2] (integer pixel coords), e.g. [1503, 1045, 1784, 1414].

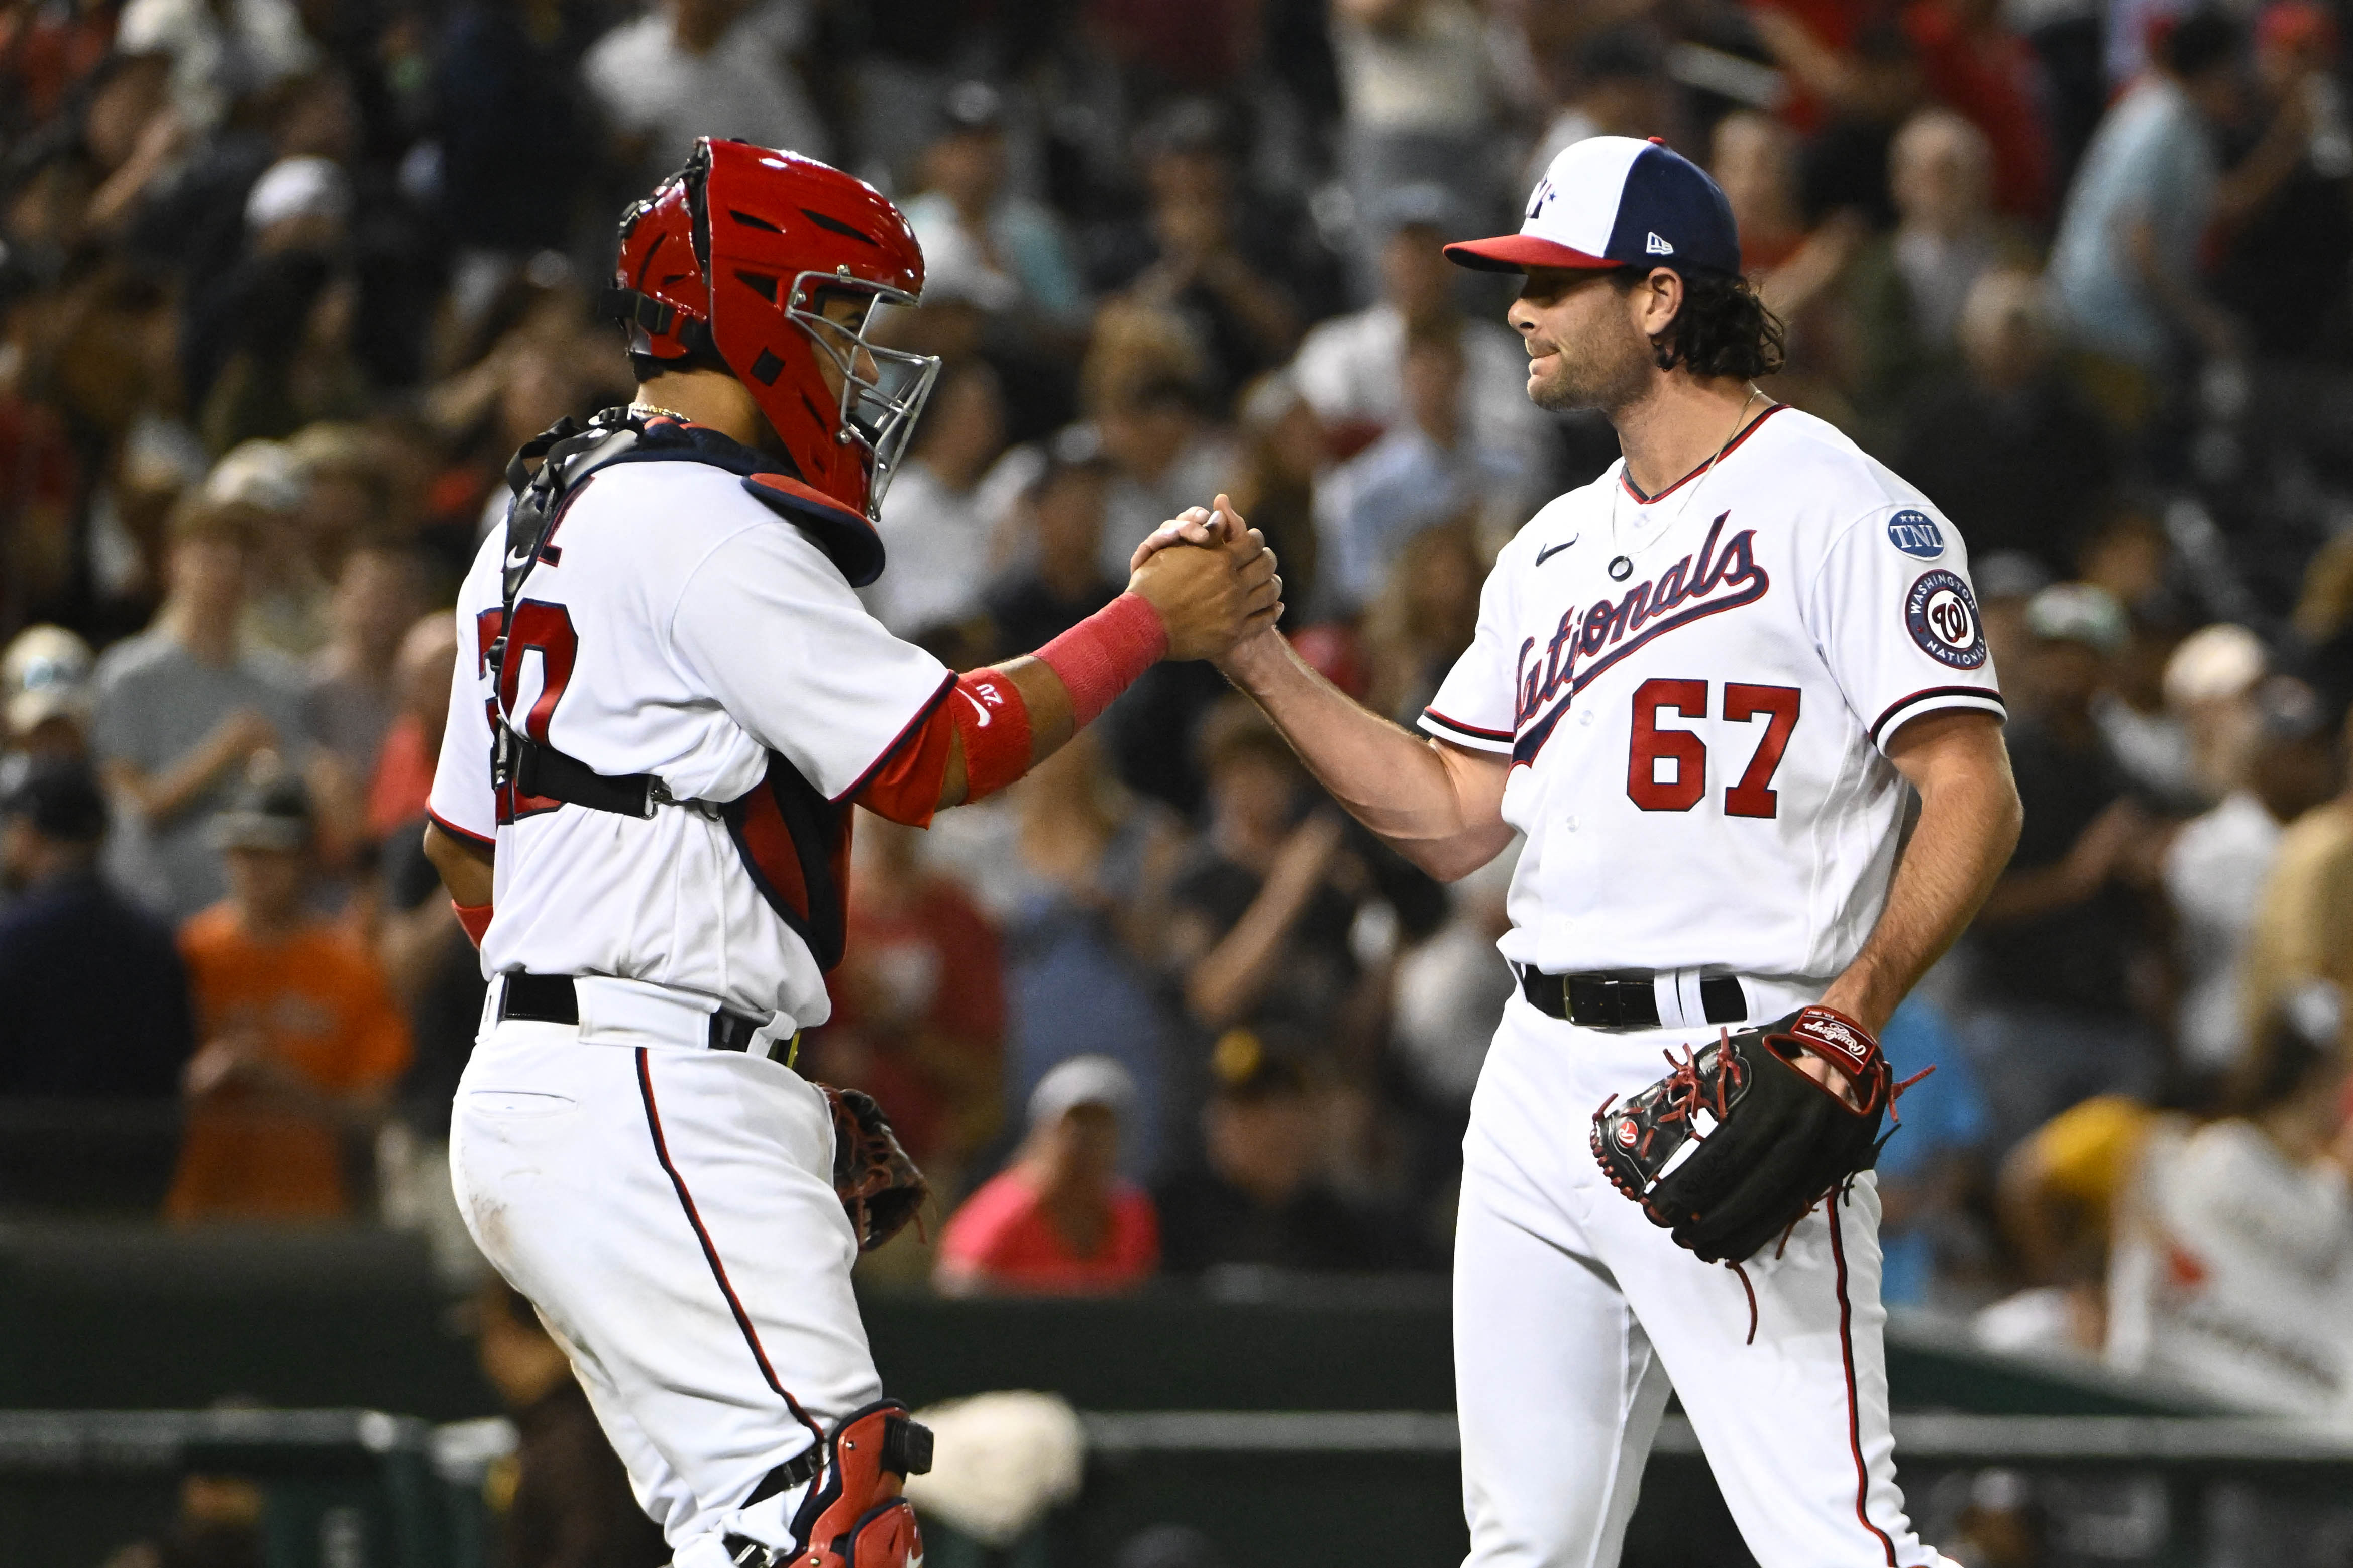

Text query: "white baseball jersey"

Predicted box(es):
[1419, 405, 2005, 982]
[427, 457, 953, 1030]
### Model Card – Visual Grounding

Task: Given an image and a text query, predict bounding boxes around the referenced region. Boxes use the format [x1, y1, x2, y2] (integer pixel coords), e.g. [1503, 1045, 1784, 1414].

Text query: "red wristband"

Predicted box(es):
[1035, 592, 1168, 729]
[951, 669, 1034, 801]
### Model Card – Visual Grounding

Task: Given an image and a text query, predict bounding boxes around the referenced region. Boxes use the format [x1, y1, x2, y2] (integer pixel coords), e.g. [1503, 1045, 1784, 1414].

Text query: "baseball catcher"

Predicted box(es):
[424, 139, 1277, 1568]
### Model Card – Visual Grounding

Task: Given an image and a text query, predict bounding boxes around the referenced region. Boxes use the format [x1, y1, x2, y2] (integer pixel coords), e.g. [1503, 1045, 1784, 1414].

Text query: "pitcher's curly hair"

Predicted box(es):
[1614, 269, 1787, 380]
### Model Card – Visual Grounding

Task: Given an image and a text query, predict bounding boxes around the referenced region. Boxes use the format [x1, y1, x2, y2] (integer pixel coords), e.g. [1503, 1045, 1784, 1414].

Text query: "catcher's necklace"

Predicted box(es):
[630, 401, 696, 424]
[1605, 385, 1766, 582]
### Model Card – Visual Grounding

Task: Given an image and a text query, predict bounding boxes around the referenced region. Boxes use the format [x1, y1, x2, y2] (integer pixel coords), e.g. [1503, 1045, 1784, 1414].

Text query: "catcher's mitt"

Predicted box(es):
[1591, 1005, 1906, 1269]
[820, 1086, 930, 1251]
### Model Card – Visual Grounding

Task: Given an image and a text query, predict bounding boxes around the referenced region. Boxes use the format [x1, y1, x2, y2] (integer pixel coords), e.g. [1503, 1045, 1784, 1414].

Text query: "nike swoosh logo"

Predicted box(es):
[959, 688, 992, 726]
[1535, 537, 1577, 567]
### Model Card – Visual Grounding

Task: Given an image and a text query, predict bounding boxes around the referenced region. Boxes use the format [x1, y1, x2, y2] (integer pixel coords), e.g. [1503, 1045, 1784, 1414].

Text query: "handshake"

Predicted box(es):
[1123, 491, 1284, 665]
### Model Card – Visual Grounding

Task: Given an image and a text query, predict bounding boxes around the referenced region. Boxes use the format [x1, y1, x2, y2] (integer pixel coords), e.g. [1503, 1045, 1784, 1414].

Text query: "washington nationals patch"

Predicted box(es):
[1905, 570, 1986, 669]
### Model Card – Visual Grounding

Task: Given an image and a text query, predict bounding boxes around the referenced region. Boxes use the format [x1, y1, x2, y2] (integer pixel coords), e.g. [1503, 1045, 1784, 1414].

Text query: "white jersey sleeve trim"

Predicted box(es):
[1868, 686, 2007, 749]
[1420, 706, 1516, 753]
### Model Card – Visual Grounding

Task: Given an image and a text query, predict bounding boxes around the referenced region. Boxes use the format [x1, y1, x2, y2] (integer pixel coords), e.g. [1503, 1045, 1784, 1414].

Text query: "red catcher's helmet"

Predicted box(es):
[607, 139, 939, 523]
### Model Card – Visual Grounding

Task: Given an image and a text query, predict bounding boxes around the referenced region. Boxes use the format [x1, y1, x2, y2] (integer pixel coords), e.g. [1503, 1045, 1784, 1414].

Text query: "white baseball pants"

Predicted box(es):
[1455, 992, 1958, 1568]
[449, 977, 878, 1568]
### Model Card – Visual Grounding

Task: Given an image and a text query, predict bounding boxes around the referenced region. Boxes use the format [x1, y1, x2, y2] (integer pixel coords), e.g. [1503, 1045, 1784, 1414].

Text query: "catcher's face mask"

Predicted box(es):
[788, 276, 940, 518]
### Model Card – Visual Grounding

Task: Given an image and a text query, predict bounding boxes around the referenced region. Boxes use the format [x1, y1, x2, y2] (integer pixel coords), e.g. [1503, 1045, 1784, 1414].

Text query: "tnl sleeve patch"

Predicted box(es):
[1885, 509, 1945, 559]
[1905, 570, 1987, 669]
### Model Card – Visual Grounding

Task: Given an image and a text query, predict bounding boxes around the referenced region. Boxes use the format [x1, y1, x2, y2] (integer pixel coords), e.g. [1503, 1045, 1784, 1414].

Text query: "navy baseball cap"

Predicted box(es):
[1445, 135, 1742, 278]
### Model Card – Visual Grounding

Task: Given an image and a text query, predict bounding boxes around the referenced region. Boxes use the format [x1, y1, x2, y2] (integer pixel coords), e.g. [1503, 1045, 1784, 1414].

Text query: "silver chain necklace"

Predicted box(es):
[1605, 385, 1767, 581]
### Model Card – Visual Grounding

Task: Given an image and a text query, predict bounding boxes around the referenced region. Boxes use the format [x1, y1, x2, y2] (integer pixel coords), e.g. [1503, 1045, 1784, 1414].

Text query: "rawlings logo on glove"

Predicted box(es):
[1589, 1005, 1912, 1272]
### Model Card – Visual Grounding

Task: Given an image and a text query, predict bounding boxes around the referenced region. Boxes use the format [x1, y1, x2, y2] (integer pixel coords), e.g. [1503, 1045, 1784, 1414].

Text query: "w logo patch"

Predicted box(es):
[1646, 232, 1674, 255]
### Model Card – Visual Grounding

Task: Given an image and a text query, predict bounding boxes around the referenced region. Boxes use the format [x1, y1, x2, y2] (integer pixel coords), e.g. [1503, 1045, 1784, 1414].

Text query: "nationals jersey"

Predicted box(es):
[427, 454, 953, 1030]
[1420, 405, 2004, 982]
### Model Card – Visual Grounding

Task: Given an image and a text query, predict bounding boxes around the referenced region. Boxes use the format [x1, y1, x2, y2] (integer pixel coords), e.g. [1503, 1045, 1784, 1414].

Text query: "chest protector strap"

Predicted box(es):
[488, 410, 677, 817]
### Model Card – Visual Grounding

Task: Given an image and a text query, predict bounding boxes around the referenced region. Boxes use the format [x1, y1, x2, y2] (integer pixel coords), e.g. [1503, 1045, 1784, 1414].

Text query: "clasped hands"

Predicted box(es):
[1123, 492, 1285, 666]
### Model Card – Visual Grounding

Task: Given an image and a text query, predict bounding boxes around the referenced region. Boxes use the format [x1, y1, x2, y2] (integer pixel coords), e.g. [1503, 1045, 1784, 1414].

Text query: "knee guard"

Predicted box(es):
[730, 1401, 934, 1568]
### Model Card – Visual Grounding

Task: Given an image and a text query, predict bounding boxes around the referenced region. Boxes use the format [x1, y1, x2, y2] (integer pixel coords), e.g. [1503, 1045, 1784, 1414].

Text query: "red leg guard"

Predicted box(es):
[784, 1401, 934, 1568]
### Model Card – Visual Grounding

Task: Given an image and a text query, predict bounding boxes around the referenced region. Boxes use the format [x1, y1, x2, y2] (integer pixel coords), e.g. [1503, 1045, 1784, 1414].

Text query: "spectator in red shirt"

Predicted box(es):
[935, 1055, 1160, 1296]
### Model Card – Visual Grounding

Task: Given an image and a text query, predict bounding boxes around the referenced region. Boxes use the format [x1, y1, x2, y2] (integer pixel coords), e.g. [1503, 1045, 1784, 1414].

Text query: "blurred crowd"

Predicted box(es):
[3, 0, 2353, 1424]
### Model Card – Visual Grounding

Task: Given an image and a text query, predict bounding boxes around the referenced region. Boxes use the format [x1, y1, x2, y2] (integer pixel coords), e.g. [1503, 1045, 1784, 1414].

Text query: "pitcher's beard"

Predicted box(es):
[1527, 324, 1654, 414]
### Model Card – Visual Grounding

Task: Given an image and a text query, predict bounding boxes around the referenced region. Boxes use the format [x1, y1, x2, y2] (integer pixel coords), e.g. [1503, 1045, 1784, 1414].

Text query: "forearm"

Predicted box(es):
[1224, 636, 1511, 881]
[113, 742, 240, 825]
[1185, 865, 1324, 1027]
[936, 654, 1077, 809]
[1821, 717, 2021, 1031]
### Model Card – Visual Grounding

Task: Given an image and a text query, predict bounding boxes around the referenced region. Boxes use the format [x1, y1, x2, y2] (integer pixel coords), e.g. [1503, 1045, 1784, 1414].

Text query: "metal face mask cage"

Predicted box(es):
[785, 269, 940, 518]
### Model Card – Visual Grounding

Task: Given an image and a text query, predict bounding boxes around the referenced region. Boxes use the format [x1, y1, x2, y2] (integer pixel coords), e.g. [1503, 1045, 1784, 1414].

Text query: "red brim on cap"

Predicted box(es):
[1442, 234, 1619, 273]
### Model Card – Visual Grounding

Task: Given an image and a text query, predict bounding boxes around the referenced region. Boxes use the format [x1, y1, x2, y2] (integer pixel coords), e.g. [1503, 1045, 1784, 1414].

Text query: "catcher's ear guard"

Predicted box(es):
[762, 1400, 932, 1568]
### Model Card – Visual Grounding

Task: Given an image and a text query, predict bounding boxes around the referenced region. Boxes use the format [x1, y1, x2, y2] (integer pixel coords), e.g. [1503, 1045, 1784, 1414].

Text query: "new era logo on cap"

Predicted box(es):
[1446, 136, 1742, 278]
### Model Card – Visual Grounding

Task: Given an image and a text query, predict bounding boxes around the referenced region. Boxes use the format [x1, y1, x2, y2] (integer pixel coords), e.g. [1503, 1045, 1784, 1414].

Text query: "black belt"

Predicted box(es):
[1518, 967, 1747, 1029]
[497, 973, 785, 1060]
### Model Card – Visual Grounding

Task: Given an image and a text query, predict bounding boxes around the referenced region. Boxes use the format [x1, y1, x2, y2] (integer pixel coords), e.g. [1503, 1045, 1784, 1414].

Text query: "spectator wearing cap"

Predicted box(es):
[899, 82, 1089, 327]
[581, 0, 830, 198]
[934, 1055, 1159, 1296]
[1961, 583, 2166, 1154]
[93, 497, 313, 923]
[863, 362, 1010, 644]
[165, 772, 409, 1220]
[1290, 182, 1556, 473]
[2164, 671, 2336, 1089]
[1886, 269, 2118, 576]
[1153, 1029, 1434, 1275]
[2047, 12, 2250, 413]
[2, 625, 96, 769]
[0, 760, 195, 1097]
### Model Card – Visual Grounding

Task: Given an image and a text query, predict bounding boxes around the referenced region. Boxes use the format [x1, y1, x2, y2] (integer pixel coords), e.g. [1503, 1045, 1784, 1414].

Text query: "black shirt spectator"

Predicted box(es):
[1152, 1035, 1433, 1275]
[1974, 713, 2142, 1012]
[0, 761, 194, 1097]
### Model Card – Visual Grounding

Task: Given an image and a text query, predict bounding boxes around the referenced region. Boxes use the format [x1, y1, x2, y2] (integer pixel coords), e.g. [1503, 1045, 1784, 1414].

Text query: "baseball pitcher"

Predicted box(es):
[1147, 135, 2021, 1567]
